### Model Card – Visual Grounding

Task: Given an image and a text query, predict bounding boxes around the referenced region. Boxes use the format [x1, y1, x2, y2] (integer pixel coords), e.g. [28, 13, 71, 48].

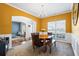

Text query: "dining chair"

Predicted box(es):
[47, 32, 56, 53]
[45, 37, 52, 53]
[31, 33, 43, 52]
[48, 32, 52, 36]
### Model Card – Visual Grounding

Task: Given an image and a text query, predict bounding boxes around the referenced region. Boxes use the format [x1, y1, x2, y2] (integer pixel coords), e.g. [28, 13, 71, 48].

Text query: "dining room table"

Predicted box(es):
[39, 34, 53, 53]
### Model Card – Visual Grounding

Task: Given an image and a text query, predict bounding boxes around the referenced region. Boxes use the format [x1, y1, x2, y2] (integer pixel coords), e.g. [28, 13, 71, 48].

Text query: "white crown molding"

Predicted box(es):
[6, 3, 39, 18]
[43, 10, 72, 19]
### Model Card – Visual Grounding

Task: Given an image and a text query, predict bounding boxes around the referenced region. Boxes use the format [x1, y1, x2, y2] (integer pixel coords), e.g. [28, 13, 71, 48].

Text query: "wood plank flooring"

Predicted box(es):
[6, 40, 74, 56]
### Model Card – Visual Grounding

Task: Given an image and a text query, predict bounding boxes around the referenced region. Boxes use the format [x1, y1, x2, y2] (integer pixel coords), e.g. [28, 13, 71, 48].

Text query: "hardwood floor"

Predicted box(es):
[6, 40, 74, 56]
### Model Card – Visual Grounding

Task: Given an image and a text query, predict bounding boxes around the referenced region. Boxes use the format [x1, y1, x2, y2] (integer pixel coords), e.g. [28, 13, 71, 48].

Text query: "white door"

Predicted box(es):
[26, 20, 36, 39]
[26, 21, 32, 39]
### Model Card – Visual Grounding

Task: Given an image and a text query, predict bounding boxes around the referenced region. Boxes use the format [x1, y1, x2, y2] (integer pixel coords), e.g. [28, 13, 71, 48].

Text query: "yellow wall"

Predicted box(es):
[41, 12, 72, 33]
[0, 3, 72, 34]
[0, 3, 41, 34]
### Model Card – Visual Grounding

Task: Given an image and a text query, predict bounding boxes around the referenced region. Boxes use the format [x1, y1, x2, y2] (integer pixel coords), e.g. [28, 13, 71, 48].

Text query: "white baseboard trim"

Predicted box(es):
[71, 34, 79, 56]
[72, 46, 78, 56]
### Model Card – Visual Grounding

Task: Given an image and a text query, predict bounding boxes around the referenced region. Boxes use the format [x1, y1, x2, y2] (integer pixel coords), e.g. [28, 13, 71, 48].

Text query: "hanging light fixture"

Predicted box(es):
[40, 4, 45, 18]
[40, 4, 47, 32]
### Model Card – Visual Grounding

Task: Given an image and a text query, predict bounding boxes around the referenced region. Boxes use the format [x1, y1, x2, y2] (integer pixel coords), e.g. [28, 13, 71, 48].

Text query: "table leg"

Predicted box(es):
[49, 46, 51, 53]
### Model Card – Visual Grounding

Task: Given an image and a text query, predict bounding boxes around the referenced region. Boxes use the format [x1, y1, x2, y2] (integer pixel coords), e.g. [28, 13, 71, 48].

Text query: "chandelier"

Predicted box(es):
[40, 4, 46, 18]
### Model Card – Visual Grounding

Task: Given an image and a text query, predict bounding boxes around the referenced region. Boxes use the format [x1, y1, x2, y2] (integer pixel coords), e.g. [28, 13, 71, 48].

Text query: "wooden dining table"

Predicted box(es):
[39, 34, 52, 40]
[39, 35, 52, 44]
[39, 34, 52, 53]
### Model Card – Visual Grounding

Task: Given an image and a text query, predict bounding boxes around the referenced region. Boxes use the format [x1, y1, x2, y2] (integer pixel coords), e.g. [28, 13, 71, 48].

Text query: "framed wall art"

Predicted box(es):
[73, 3, 79, 25]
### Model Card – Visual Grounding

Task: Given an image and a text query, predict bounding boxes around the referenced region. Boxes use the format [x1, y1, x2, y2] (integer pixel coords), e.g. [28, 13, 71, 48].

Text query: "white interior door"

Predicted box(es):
[26, 20, 36, 39]
[26, 21, 32, 39]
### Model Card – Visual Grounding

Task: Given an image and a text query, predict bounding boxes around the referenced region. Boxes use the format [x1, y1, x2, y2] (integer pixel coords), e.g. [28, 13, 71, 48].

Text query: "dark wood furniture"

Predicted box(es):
[48, 32, 52, 36]
[39, 35, 53, 53]
[0, 37, 9, 56]
[0, 38, 6, 56]
[31, 32, 56, 53]
[31, 33, 43, 52]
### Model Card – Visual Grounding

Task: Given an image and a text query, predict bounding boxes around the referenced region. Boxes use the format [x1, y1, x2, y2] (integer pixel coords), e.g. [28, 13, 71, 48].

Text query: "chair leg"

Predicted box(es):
[33, 46, 35, 52]
[38, 48, 41, 55]
[49, 45, 52, 54]
[54, 41, 56, 47]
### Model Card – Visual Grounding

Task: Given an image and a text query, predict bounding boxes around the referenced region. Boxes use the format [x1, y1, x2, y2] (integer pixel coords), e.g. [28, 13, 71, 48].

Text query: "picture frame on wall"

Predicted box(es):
[73, 3, 79, 26]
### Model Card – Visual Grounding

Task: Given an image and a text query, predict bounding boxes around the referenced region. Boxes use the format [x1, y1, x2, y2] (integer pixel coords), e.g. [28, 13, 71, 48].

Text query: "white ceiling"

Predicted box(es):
[9, 3, 73, 18]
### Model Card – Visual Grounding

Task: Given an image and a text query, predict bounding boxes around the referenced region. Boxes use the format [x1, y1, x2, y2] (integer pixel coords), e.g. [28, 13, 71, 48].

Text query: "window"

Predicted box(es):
[48, 20, 66, 40]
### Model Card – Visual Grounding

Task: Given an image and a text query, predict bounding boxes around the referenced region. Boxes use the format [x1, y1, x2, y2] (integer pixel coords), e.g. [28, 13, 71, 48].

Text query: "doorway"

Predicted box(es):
[12, 16, 37, 47]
